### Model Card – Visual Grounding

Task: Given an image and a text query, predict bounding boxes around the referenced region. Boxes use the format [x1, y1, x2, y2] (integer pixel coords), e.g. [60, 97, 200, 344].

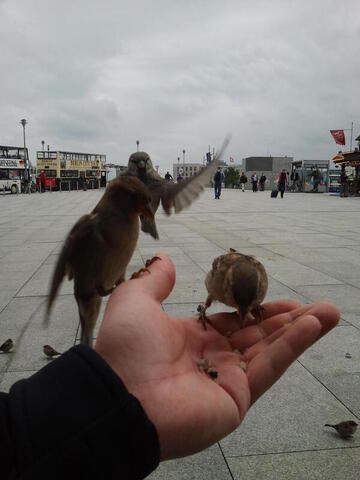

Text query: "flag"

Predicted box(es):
[229, 156, 234, 163]
[330, 130, 345, 145]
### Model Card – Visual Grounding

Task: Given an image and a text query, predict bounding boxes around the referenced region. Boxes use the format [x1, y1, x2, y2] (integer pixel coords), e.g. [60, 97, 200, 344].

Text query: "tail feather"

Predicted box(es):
[43, 243, 68, 326]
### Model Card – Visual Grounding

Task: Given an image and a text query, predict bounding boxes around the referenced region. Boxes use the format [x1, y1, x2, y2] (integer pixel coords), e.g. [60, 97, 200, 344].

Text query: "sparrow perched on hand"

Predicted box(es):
[44, 176, 156, 347]
[198, 248, 268, 329]
[43, 345, 62, 358]
[325, 421, 358, 438]
[121, 136, 231, 239]
[0, 338, 14, 353]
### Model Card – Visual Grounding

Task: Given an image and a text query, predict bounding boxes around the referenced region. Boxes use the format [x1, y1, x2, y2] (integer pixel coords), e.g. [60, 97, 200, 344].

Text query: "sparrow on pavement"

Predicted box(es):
[0, 338, 14, 353]
[325, 421, 358, 438]
[44, 176, 157, 347]
[43, 345, 62, 358]
[198, 248, 268, 329]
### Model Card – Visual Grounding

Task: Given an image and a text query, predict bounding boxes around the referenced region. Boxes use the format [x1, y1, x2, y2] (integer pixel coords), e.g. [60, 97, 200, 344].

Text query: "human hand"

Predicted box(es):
[95, 254, 339, 460]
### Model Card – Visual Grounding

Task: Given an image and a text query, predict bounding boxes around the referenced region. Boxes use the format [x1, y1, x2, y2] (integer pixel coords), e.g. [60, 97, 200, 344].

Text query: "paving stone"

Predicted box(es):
[148, 444, 232, 480]
[1, 188, 359, 476]
[226, 447, 360, 480]
[219, 362, 360, 456]
[299, 326, 360, 417]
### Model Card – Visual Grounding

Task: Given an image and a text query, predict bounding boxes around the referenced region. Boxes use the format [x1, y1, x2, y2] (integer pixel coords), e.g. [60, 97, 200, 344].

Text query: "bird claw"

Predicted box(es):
[145, 256, 162, 268]
[130, 267, 150, 279]
[251, 305, 265, 323]
[197, 304, 213, 330]
[130, 256, 162, 279]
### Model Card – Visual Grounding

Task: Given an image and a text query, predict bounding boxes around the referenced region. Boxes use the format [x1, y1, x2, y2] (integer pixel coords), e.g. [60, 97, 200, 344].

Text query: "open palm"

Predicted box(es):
[95, 254, 339, 460]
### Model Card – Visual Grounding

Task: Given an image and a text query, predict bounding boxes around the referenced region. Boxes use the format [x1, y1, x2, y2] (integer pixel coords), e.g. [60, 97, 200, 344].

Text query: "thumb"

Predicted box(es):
[111, 253, 175, 303]
[132, 253, 176, 302]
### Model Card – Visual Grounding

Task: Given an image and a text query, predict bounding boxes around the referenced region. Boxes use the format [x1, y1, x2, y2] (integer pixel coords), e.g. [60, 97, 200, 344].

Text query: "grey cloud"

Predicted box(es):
[1, 0, 359, 170]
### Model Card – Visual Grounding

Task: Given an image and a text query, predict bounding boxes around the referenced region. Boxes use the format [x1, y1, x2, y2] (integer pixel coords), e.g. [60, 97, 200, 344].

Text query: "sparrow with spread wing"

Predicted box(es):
[121, 136, 231, 239]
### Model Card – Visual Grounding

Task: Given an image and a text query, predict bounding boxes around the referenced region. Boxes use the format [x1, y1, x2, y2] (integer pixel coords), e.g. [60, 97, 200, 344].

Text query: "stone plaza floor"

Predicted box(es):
[0, 187, 359, 479]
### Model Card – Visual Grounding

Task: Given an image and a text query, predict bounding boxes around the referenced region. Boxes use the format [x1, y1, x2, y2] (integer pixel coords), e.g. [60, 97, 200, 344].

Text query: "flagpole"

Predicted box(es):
[350, 121, 353, 151]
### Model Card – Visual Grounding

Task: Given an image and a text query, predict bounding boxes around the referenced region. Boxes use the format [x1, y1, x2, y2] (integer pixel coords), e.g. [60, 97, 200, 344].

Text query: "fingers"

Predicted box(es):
[230, 301, 340, 353]
[246, 315, 322, 404]
[205, 300, 301, 338]
[128, 252, 176, 302]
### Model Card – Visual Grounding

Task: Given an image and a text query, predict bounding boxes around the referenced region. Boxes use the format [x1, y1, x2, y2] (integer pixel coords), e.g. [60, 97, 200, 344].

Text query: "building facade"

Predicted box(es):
[242, 156, 293, 190]
[173, 162, 203, 180]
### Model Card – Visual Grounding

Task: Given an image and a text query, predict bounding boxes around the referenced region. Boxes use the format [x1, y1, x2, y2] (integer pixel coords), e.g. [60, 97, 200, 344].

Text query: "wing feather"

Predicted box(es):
[161, 135, 231, 215]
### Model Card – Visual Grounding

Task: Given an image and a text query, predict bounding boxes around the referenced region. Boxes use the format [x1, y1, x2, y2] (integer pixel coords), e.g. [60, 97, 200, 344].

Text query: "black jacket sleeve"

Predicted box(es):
[0, 345, 160, 480]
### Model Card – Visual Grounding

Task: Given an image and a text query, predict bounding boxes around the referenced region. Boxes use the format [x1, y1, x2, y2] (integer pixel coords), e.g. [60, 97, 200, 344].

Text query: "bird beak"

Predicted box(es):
[137, 160, 146, 169]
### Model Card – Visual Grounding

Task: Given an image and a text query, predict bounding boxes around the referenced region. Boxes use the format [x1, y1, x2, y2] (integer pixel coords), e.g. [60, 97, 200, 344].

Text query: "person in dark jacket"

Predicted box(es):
[0, 253, 339, 479]
[277, 169, 288, 198]
[213, 167, 224, 199]
[240, 172, 247, 192]
[251, 172, 258, 192]
[259, 173, 266, 191]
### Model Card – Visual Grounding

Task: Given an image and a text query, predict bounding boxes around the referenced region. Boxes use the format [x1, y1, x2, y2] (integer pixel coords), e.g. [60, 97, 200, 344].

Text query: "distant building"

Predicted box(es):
[242, 156, 293, 190]
[173, 162, 203, 180]
[114, 165, 127, 176]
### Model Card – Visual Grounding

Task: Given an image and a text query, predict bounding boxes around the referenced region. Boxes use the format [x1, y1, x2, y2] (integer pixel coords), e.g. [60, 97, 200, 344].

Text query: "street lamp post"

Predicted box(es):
[136, 140, 140, 152]
[20, 119, 29, 192]
[182, 149, 185, 175]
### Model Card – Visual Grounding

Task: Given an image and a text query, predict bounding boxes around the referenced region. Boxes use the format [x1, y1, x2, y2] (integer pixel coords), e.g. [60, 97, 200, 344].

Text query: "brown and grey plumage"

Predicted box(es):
[44, 176, 156, 347]
[198, 248, 268, 329]
[43, 344, 62, 358]
[325, 421, 358, 438]
[0, 338, 14, 353]
[121, 136, 231, 239]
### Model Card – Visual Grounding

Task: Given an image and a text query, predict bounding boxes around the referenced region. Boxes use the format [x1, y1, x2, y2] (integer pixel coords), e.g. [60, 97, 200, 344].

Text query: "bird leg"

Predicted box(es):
[251, 305, 265, 323]
[97, 285, 116, 296]
[197, 295, 213, 330]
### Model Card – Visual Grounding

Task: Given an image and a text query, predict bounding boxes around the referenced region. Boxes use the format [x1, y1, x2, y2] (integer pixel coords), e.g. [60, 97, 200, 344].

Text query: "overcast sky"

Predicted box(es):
[1, 0, 359, 173]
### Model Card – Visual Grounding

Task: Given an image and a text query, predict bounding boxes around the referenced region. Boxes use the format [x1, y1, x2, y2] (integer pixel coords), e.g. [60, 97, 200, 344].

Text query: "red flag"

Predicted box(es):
[330, 130, 345, 145]
[229, 156, 234, 163]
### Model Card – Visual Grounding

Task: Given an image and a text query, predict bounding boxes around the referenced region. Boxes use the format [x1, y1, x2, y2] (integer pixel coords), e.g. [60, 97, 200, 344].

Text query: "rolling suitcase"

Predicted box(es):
[271, 189, 279, 198]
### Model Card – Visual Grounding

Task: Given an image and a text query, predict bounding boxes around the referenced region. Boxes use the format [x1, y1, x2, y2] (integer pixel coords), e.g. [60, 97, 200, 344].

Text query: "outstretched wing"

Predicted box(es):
[161, 135, 231, 215]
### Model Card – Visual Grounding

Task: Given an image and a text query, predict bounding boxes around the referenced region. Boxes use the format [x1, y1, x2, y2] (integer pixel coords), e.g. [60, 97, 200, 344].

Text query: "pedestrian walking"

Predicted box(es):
[259, 173, 266, 191]
[213, 167, 224, 199]
[340, 164, 348, 197]
[40, 171, 47, 193]
[251, 172, 258, 192]
[164, 171, 173, 181]
[240, 172, 247, 192]
[277, 169, 288, 198]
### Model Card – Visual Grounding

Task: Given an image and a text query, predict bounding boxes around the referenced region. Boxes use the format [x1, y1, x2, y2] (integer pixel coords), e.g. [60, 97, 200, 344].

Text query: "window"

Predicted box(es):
[0, 170, 9, 179]
[9, 170, 20, 179]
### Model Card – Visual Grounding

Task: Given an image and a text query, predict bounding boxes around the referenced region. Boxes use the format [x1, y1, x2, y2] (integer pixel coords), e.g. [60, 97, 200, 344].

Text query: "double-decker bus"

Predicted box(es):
[36, 150, 107, 190]
[0, 145, 29, 194]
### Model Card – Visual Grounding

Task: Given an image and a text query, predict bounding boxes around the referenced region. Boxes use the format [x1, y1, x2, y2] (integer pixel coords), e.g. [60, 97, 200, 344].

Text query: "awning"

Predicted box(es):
[332, 154, 344, 163]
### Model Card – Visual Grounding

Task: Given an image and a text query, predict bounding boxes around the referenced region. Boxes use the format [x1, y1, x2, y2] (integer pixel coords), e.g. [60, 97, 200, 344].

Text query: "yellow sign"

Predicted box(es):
[37, 159, 58, 167]
[69, 160, 100, 168]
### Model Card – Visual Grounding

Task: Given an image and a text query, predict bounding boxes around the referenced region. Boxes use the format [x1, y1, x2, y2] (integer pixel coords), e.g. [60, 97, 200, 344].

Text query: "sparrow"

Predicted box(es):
[121, 136, 231, 239]
[325, 421, 358, 438]
[198, 248, 268, 329]
[43, 345, 62, 358]
[0, 338, 14, 353]
[44, 176, 157, 347]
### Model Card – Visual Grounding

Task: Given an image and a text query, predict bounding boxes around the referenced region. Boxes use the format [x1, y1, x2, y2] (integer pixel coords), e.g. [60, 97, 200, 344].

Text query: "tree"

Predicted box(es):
[224, 167, 240, 188]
